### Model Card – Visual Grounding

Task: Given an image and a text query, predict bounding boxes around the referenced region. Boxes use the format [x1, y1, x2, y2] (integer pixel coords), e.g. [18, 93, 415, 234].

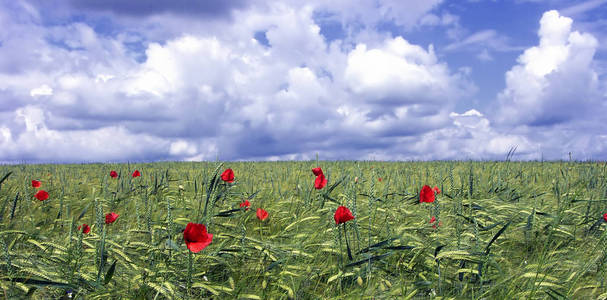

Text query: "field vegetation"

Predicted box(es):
[1, 160, 606, 299]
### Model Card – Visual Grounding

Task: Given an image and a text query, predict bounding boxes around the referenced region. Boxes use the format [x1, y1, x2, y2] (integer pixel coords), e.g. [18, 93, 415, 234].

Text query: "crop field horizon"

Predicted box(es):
[1, 160, 607, 299]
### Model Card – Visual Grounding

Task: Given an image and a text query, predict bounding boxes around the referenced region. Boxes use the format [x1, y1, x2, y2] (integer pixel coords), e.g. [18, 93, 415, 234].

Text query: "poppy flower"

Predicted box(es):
[312, 167, 324, 177]
[132, 170, 141, 177]
[334, 206, 355, 225]
[78, 224, 91, 234]
[183, 222, 213, 253]
[429, 216, 442, 229]
[419, 185, 435, 203]
[378, 177, 383, 182]
[105, 212, 119, 224]
[432, 186, 441, 194]
[239, 199, 251, 210]
[31, 180, 41, 188]
[34, 190, 49, 201]
[221, 168, 235, 183]
[603, 213, 607, 222]
[256, 208, 268, 221]
[314, 173, 328, 190]
[110, 171, 118, 178]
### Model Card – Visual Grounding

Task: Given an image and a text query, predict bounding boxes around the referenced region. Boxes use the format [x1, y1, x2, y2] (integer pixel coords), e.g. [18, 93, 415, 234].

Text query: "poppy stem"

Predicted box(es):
[337, 225, 344, 269]
[96, 225, 106, 286]
[259, 223, 263, 241]
[187, 251, 193, 296]
[343, 224, 353, 261]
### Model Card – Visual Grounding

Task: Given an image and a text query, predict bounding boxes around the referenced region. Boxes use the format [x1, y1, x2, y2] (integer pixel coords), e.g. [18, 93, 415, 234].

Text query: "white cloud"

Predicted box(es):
[560, 0, 607, 17]
[492, 10, 607, 159]
[169, 140, 198, 156]
[29, 84, 53, 97]
[344, 37, 470, 105]
[495, 10, 600, 126]
[4, 2, 605, 162]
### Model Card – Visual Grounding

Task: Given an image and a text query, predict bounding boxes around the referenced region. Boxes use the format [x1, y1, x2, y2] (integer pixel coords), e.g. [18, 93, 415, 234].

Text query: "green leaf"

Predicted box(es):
[345, 253, 391, 268]
[0, 171, 12, 186]
[76, 202, 91, 221]
[104, 260, 117, 285]
[357, 237, 397, 254]
[485, 221, 511, 255]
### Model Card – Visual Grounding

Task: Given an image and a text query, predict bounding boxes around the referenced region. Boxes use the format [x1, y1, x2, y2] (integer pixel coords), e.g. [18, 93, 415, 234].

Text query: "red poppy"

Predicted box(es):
[604, 213, 607, 222]
[221, 168, 235, 183]
[432, 186, 441, 194]
[183, 222, 213, 253]
[34, 190, 49, 201]
[378, 177, 383, 182]
[312, 167, 324, 176]
[78, 224, 91, 234]
[419, 185, 435, 203]
[334, 206, 355, 225]
[110, 171, 118, 178]
[429, 216, 442, 229]
[314, 173, 328, 189]
[31, 180, 41, 188]
[256, 208, 268, 221]
[132, 170, 141, 177]
[105, 212, 119, 224]
[239, 200, 251, 210]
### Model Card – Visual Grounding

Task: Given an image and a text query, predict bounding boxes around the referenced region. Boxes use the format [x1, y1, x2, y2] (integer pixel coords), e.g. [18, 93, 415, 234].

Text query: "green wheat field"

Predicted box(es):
[1, 161, 607, 299]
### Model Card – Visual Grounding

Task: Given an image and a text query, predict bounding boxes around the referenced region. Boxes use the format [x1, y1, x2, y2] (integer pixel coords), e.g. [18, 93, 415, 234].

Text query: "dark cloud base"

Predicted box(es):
[68, 0, 248, 17]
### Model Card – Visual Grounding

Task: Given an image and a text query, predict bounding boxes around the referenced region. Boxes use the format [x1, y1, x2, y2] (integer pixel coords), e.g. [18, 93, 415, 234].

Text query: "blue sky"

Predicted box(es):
[0, 0, 606, 162]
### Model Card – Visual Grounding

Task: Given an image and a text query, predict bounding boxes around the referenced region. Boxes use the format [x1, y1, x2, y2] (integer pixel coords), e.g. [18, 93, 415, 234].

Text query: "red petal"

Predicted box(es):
[314, 174, 327, 189]
[257, 208, 268, 221]
[186, 234, 213, 253]
[184, 223, 209, 242]
[334, 206, 355, 225]
[221, 169, 235, 183]
[105, 212, 119, 224]
[419, 185, 435, 203]
[432, 186, 441, 194]
[312, 167, 323, 176]
[35, 190, 49, 201]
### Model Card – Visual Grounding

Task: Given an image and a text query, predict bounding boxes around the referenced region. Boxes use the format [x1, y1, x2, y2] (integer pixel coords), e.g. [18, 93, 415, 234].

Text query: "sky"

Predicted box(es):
[0, 0, 606, 163]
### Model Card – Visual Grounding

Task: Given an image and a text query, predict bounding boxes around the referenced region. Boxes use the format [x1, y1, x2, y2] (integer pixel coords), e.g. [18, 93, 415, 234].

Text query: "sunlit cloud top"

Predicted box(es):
[0, 0, 606, 163]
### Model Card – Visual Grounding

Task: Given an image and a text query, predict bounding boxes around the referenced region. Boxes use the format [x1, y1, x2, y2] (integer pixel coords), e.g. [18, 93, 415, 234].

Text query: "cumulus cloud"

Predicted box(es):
[495, 10, 601, 126]
[0, 106, 169, 163]
[492, 10, 607, 159]
[2, 1, 605, 162]
[0, 1, 477, 162]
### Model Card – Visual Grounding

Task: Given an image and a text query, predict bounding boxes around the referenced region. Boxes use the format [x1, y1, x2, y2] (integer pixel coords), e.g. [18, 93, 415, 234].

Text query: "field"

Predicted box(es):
[1, 161, 606, 299]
